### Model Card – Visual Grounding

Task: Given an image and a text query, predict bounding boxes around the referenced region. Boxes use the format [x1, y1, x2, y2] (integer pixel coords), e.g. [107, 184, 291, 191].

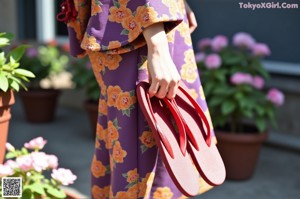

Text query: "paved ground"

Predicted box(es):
[7, 97, 300, 199]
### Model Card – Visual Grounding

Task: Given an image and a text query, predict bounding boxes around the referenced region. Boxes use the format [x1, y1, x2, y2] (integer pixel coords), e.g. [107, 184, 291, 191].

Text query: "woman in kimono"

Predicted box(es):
[59, 0, 215, 198]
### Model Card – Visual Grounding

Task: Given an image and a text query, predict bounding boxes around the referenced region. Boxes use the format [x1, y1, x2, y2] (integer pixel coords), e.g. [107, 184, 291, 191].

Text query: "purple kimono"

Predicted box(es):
[65, 0, 215, 198]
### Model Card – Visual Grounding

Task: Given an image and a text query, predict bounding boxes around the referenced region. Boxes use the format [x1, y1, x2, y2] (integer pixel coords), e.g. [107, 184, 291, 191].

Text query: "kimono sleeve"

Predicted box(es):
[66, 0, 91, 57]
[119, 0, 185, 43]
[81, 0, 185, 54]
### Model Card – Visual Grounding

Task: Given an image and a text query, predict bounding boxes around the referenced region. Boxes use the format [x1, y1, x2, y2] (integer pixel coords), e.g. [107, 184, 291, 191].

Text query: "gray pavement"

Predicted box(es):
[7, 96, 300, 199]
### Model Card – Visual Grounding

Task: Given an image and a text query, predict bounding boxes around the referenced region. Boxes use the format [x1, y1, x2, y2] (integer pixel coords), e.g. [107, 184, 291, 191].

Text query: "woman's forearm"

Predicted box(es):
[141, 22, 181, 99]
[142, 23, 169, 51]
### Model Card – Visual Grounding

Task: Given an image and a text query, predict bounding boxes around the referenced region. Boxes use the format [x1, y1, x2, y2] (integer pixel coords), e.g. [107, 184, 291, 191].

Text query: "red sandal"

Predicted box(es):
[136, 81, 200, 197]
[173, 82, 226, 186]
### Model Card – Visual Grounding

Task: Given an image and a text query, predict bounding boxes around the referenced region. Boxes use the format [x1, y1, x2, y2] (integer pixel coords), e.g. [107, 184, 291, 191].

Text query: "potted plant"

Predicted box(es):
[196, 32, 284, 180]
[0, 137, 78, 199]
[18, 41, 69, 123]
[69, 57, 99, 138]
[0, 32, 35, 164]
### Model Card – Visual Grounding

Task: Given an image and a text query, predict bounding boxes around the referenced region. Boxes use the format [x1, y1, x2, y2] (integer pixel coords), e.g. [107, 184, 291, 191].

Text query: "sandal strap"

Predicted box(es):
[171, 99, 200, 151]
[177, 84, 212, 147]
[144, 91, 175, 158]
[163, 98, 187, 156]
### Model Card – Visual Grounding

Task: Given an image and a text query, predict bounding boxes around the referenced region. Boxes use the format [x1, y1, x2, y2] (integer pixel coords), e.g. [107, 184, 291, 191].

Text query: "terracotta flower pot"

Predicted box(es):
[19, 89, 61, 123]
[0, 90, 15, 164]
[215, 130, 268, 180]
[83, 100, 98, 138]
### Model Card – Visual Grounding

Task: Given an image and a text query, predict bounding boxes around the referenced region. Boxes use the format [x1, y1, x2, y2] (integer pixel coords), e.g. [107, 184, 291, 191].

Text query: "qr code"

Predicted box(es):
[1, 177, 22, 198]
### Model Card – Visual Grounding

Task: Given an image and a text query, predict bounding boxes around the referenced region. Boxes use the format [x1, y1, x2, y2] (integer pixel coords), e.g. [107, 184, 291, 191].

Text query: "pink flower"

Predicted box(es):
[5, 143, 15, 152]
[197, 38, 212, 50]
[4, 160, 18, 170]
[195, 52, 205, 63]
[211, 35, 228, 52]
[51, 168, 77, 186]
[0, 164, 14, 177]
[252, 43, 271, 56]
[16, 154, 33, 172]
[230, 72, 253, 85]
[252, 76, 265, 89]
[31, 152, 49, 172]
[267, 88, 284, 106]
[233, 32, 256, 49]
[24, 137, 47, 150]
[47, 155, 58, 169]
[205, 54, 222, 69]
[26, 47, 38, 58]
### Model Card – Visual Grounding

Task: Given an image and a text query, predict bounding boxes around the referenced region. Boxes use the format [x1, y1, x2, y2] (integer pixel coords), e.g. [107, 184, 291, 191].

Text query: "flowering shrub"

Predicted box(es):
[19, 41, 69, 88]
[0, 137, 77, 199]
[197, 32, 284, 133]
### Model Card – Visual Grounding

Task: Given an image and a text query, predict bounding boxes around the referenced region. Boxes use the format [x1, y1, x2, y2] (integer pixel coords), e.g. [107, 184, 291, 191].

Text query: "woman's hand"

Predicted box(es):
[143, 23, 181, 99]
[185, 1, 198, 33]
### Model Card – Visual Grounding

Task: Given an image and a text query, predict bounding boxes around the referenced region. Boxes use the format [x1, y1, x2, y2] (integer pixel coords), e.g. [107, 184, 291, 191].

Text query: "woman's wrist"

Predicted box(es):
[143, 23, 169, 51]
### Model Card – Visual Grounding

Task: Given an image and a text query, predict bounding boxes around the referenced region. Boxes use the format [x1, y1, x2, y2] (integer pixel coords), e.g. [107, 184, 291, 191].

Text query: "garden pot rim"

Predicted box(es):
[215, 130, 268, 143]
[18, 88, 61, 97]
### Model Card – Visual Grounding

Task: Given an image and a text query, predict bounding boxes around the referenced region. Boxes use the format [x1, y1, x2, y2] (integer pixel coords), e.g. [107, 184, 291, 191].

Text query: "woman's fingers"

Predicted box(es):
[166, 80, 179, 99]
[149, 78, 180, 99]
[148, 80, 160, 98]
[188, 12, 197, 33]
[185, 0, 198, 34]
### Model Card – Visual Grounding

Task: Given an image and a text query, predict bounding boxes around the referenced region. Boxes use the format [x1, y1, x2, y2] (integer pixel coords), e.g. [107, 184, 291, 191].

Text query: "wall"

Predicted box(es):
[189, 0, 300, 63]
[0, 0, 17, 35]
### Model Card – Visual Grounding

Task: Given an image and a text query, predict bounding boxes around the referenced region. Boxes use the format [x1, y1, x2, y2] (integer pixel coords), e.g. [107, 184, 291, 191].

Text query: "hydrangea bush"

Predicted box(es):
[0, 137, 77, 199]
[196, 32, 284, 133]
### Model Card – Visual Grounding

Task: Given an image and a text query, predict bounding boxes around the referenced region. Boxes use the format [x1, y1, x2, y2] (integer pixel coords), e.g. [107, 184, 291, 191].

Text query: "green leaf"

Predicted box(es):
[6, 45, 28, 62]
[221, 100, 236, 115]
[0, 74, 9, 92]
[28, 183, 46, 196]
[21, 147, 29, 155]
[125, 181, 138, 189]
[101, 45, 108, 50]
[46, 186, 66, 199]
[5, 151, 16, 159]
[9, 79, 20, 91]
[113, 118, 119, 128]
[0, 52, 6, 66]
[22, 188, 33, 199]
[255, 105, 265, 116]
[129, 90, 135, 97]
[242, 109, 253, 118]
[122, 109, 131, 117]
[141, 145, 148, 153]
[121, 29, 129, 35]
[255, 117, 266, 132]
[0, 32, 14, 47]
[113, 0, 120, 8]
[223, 55, 242, 65]
[122, 173, 128, 178]
[14, 68, 35, 78]
[209, 97, 223, 107]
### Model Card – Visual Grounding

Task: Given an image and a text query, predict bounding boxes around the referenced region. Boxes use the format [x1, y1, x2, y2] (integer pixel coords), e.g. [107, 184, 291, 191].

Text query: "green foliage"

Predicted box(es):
[0, 32, 35, 92]
[69, 57, 100, 101]
[197, 35, 282, 133]
[19, 41, 69, 88]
